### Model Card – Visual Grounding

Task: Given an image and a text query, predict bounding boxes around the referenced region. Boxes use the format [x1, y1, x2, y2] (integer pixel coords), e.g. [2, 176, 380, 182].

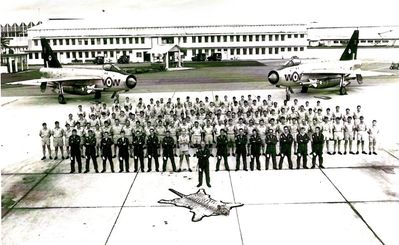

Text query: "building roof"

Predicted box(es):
[148, 45, 181, 54]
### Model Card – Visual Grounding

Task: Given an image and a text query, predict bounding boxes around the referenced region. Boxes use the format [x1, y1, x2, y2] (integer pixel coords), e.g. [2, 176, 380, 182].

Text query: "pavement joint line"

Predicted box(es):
[1, 159, 64, 219]
[3, 164, 399, 176]
[382, 148, 399, 161]
[104, 171, 139, 245]
[318, 167, 386, 245]
[1, 98, 18, 107]
[12, 200, 399, 210]
[228, 171, 245, 245]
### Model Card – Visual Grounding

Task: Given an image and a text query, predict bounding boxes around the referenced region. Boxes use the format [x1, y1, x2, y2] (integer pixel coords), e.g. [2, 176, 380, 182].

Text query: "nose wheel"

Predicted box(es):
[58, 94, 66, 104]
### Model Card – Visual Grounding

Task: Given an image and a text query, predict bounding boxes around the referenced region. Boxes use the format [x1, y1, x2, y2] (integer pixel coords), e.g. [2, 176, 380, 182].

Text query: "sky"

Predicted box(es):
[1, 0, 398, 26]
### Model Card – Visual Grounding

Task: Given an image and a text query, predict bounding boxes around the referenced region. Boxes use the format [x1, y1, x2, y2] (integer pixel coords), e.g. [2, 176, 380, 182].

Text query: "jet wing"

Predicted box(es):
[8, 76, 102, 87]
[303, 69, 393, 77]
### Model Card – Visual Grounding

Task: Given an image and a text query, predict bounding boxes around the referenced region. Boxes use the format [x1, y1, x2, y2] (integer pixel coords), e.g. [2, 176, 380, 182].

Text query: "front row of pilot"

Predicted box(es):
[68, 126, 325, 177]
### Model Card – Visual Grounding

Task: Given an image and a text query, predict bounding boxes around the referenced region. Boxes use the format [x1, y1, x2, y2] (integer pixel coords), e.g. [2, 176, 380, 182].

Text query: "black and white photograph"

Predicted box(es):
[1, 0, 399, 244]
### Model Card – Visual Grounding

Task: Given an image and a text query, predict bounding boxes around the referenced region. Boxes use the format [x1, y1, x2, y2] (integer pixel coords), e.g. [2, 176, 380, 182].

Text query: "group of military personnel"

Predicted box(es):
[39, 94, 379, 178]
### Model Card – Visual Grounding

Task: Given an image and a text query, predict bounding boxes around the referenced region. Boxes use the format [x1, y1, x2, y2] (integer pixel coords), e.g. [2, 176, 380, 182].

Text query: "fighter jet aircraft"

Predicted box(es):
[9, 38, 137, 104]
[267, 30, 383, 100]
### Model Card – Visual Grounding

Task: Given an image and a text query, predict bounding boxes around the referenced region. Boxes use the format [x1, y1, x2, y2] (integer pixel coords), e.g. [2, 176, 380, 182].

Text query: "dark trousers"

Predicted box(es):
[102, 153, 114, 171]
[279, 151, 293, 169]
[147, 155, 159, 171]
[134, 154, 145, 172]
[296, 151, 308, 168]
[266, 153, 277, 169]
[162, 156, 176, 171]
[198, 166, 210, 186]
[312, 152, 323, 167]
[119, 153, 129, 172]
[250, 155, 261, 170]
[216, 155, 229, 171]
[85, 152, 98, 171]
[235, 150, 247, 170]
[70, 150, 82, 172]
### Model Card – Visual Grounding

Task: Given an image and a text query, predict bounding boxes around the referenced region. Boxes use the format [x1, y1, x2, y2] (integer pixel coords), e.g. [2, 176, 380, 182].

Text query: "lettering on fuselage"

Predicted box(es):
[103, 77, 121, 87]
[284, 72, 302, 82]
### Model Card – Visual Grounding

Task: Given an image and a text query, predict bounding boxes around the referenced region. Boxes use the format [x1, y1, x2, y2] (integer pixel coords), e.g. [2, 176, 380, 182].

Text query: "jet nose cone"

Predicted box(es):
[126, 75, 137, 89]
[267, 71, 279, 85]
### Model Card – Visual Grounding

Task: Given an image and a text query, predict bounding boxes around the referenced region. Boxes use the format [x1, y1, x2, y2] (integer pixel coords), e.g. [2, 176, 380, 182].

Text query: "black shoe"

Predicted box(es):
[294, 152, 297, 155]
[193, 154, 197, 157]
[141, 169, 144, 172]
[41, 156, 46, 160]
[95, 170, 99, 173]
[70, 170, 75, 173]
[227, 154, 231, 156]
[134, 169, 138, 172]
[156, 169, 159, 172]
[373, 152, 377, 155]
[227, 169, 230, 171]
[232, 153, 235, 157]
[235, 169, 239, 171]
[84, 170, 89, 173]
[350, 151, 354, 154]
[210, 154, 214, 157]
[78, 170, 82, 173]
[319, 165, 325, 169]
[311, 165, 315, 169]
[113, 155, 116, 158]
[111, 169, 115, 173]
[101, 169, 106, 173]
[49, 156, 53, 159]
[147, 169, 151, 172]
[362, 151, 367, 155]
[174, 154, 178, 157]
[243, 168, 248, 171]
[332, 152, 336, 155]
[177, 169, 181, 172]
[356, 151, 359, 155]
[327, 152, 331, 155]
[119, 169, 123, 173]
[96, 155, 99, 158]
[369, 152, 372, 155]
[338, 152, 342, 155]
[207, 183, 211, 188]
[216, 169, 219, 172]
[197, 183, 202, 187]
[54, 156, 58, 160]
[188, 168, 192, 172]
[303, 166, 308, 169]
[296, 166, 300, 169]
[126, 170, 130, 172]
[344, 151, 347, 155]
[66, 155, 70, 158]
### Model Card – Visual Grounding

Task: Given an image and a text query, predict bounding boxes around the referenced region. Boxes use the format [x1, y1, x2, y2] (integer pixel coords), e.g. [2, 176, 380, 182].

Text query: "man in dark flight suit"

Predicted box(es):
[117, 130, 130, 172]
[279, 126, 293, 169]
[265, 128, 278, 170]
[69, 129, 82, 173]
[84, 130, 98, 173]
[100, 131, 114, 173]
[146, 128, 160, 172]
[311, 126, 325, 169]
[249, 129, 262, 171]
[197, 141, 211, 188]
[133, 130, 146, 172]
[216, 129, 230, 171]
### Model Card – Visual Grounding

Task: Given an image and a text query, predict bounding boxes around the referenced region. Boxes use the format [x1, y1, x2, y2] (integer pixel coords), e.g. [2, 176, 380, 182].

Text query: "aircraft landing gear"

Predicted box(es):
[300, 86, 308, 93]
[285, 87, 292, 101]
[58, 94, 66, 104]
[58, 83, 66, 104]
[94, 91, 101, 100]
[339, 75, 348, 95]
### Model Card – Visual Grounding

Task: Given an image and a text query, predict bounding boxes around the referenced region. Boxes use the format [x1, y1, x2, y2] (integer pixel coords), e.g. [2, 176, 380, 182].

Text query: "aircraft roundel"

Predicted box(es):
[292, 72, 300, 82]
[48, 55, 52, 61]
[105, 77, 113, 87]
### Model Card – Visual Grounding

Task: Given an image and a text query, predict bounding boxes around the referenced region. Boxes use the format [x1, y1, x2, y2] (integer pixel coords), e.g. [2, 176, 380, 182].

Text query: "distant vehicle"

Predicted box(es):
[117, 55, 130, 64]
[390, 62, 399, 70]
[207, 53, 222, 61]
[191, 53, 206, 62]
[93, 56, 104, 64]
[9, 39, 137, 104]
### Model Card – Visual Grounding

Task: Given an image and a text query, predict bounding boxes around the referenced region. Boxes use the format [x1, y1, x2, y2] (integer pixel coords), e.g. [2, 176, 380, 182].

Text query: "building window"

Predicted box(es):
[217, 36, 221, 42]
[28, 53, 32, 59]
[103, 38, 107, 45]
[275, 48, 279, 54]
[255, 48, 259, 54]
[91, 51, 95, 57]
[91, 38, 95, 45]
[141, 37, 145, 43]
[249, 35, 253, 42]
[223, 48, 227, 52]
[294, 47, 298, 51]
[269, 35, 272, 41]
[288, 34, 292, 38]
[109, 38, 113, 45]
[72, 52, 76, 58]
[236, 48, 240, 55]
[78, 52, 83, 58]
[136, 52, 142, 58]
[53, 39, 57, 45]
[262, 35, 266, 41]
[204, 36, 209, 43]
[261, 48, 265, 54]
[236, 35, 240, 42]
[65, 39, 70, 45]
[230, 35, 234, 42]
[294, 34, 298, 38]
[243, 48, 247, 55]
[300, 47, 304, 51]
[135, 37, 139, 43]
[243, 35, 247, 42]
[34, 40, 38, 46]
[129, 37, 133, 44]
[35, 53, 39, 59]
[66, 52, 70, 58]
[96, 38, 101, 44]
[192, 36, 196, 43]
[275, 35, 279, 41]
[223, 36, 227, 42]
[198, 36, 202, 43]
[249, 48, 253, 55]
[281, 47, 285, 52]
[110, 51, 114, 57]
[269, 48, 273, 54]
[300, 34, 305, 38]
[72, 39, 76, 45]
[281, 35, 285, 41]
[192, 49, 197, 55]
[211, 36, 215, 42]
[255, 35, 259, 41]
[122, 38, 126, 44]
[183, 37, 187, 43]
[84, 39, 88, 45]
[288, 47, 292, 51]
[162, 37, 174, 44]
[85, 52, 89, 58]
[230, 49, 234, 55]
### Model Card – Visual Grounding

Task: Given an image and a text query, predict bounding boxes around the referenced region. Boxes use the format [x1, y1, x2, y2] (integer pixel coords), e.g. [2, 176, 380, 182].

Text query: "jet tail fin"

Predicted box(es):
[41, 38, 62, 68]
[339, 30, 359, 61]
